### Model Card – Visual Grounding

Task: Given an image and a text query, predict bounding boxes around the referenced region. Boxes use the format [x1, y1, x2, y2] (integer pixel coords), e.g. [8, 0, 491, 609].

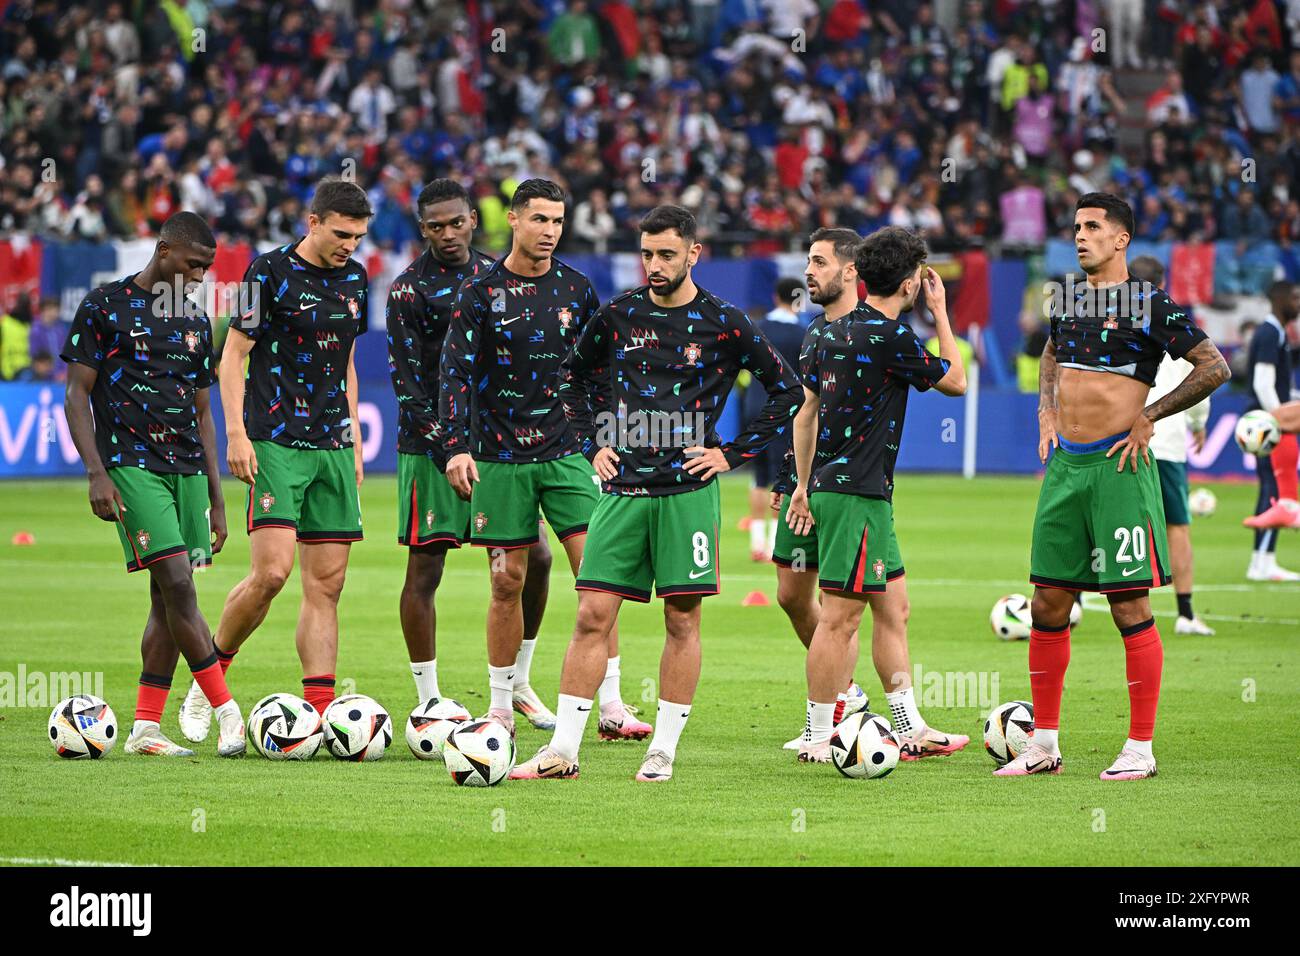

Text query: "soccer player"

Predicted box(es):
[1241, 282, 1300, 581]
[510, 204, 802, 782]
[387, 178, 555, 709]
[1003, 193, 1229, 780]
[1129, 256, 1215, 633]
[785, 226, 970, 764]
[62, 211, 245, 757]
[744, 277, 806, 561]
[441, 178, 644, 739]
[179, 178, 371, 737]
[771, 229, 877, 750]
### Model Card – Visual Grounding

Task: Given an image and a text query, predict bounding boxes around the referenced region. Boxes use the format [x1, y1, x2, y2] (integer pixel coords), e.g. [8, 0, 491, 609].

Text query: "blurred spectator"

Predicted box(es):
[0, 296, 32, 381]
[13, 350, 55, 382]
[574, 188, 616, 253]
[27, 298, 68, 382]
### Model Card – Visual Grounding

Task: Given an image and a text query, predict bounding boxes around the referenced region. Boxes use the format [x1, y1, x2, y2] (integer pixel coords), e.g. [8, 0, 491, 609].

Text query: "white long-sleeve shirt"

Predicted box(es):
[1149, 355, 1210, 463]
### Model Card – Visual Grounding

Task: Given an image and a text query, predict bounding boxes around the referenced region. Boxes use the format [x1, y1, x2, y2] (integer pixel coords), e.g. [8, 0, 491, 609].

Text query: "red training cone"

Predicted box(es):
[11, 531, 35, 545]
[742, 590, 770, 606]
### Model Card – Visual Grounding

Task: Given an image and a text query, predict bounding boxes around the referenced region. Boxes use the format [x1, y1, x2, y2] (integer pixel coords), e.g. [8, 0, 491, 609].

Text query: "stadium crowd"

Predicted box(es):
[1, 0, 1299, 258]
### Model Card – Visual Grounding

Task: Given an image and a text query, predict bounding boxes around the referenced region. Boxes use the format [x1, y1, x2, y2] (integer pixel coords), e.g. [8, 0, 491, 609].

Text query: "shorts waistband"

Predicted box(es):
[1057, 431, 1127, 454]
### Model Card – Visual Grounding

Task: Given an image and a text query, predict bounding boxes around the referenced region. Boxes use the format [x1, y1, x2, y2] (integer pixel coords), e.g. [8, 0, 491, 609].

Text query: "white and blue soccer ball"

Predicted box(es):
[829, 711, 899, 779]
[990, 593, 1033, 640]
[1189, 487, 1217, 518]
[48, 695, 117, 759]
[984, 700, 1035, 766]
[405, 698, 472, 761]
[248, 693, 324, 761]
[443, 719, 515, 786]
[323, 694, 392, 761]
[1235, 410, 1281, 457]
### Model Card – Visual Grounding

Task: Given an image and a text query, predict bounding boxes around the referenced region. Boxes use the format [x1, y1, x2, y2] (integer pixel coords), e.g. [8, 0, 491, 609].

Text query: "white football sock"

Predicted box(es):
[750, 519, 766, 552]
[1034, 728, 1060, 753]
[647, 699, 692, 760]
[213, 699, 239, 722]
[804, 700, 834, 744]
[410, 659, 439, 701]
[131, 719, 159, 739]
[766, 518, 778, 554]
[1125, 738, 1153, 759]
[598, 655, 623, 710]
[513, 638, 536, 690]
[550, 693, 594, 761]
[885, 687, 925, 737]
[488, 664, 515, 713]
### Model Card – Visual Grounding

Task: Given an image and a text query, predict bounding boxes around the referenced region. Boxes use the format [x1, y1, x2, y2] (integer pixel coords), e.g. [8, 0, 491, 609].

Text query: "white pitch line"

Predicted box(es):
[1080, 595, 1298, 627]
[0, 855, 157, 868]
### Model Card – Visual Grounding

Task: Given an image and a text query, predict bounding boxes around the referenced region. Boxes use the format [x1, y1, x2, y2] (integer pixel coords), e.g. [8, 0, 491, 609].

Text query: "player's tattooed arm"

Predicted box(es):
[64, 363, 124, 521]
[195, 385, 227, 553]
[713, 316, 803, 471]
[1037, 336, 1059, 463]
[1142, 338, 1231, 424]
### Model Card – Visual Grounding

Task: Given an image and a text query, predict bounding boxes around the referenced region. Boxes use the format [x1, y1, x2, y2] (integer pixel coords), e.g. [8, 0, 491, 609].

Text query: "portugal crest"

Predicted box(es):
[259, 491, 275, 513]
[683, 343, 702, 365]
[136, 529, 151, 551]
[556, 307, 572, 330]
[183, 330, 199, 353]
[425, 509, 434, 530]
[872, 558, 885, 581]
[474, 512, 488, 533]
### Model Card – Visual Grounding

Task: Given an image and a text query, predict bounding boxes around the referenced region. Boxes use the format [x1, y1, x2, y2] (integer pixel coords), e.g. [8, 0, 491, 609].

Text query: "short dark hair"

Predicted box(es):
[1128, 255, 1165, 286]
[775, 277, 804, 305]
[1075, 191, 1134, 238]
[808, 227, 861, 264]
[1268, 280, 1295, 303]
[309, 178, 373, 220]
[417, 178, 471, 214]
[639, 204, 697, 242]
[510, 178, 566, 211]
[159, 211, 215, 250]
[855, 226, 928, 297]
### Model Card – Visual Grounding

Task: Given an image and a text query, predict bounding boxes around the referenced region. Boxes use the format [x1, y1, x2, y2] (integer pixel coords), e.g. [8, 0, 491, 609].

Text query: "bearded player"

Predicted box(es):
[1000, 193, 1229, 780]
[180, 179, 372, 735]
[441, 179, 643, 739]
[785, 226, 970, 764]
[510, 204, 802, 782]
[63, 211, 245, 757]
[387, 179, 555, 708]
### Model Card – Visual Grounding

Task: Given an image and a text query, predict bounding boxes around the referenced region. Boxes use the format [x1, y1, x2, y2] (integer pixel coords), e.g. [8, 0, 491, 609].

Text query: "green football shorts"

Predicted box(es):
[772, 491, 818, 571]
[1030, 440, 1171, 592]
[397, 453, 469, 547]
[575, 481, 721, 602]
[469, 455, 599, 548]
[1156, 458, 1190, 526]
[109, 467, 212, 573]
[247, 440, 362, 542]
[808, 491, 904, 594]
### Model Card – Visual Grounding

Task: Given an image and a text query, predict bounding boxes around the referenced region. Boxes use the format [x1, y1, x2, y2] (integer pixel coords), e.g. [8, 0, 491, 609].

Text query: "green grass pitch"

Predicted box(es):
[0, 473, 1296, 866]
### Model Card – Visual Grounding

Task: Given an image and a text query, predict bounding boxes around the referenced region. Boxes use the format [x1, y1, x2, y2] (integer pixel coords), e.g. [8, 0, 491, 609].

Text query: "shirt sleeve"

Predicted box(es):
[1148, 290, 1208, 360]
[60, 295, 107, 369]
[719, 308, 804, 469]
[230, 255, 276, 341]
[1250, 324, 1281, 367]
[438, 279, 485, 457]
[798, 329, 820, 394]
[559, 302, 611, 462]
[884, 323, 950, 391]
[386, 282, 440, 447]
[195, 318, 217, 388]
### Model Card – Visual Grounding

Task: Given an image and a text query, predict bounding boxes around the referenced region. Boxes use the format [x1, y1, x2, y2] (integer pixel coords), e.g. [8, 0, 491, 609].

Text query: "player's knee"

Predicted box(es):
[1030, 590, 1069, 628]
[489, 562, 527, 603]
[305, 568, 347, 605]
[251, 563, 292, 599]
[406, 552, 445, 594]
[155, 572, 197, 611]
[663, 610, 700, 645]
[573, 603, 611, 643]
[526, 537, 553, 578]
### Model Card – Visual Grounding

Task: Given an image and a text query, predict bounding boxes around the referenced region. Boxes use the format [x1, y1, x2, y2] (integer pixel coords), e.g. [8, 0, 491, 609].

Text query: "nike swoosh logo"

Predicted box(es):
[688, 568, 713, 579]
[1029, 671, 1047, 676]
[623, 344, 644, 352]
[576, 706, 591, 712]
[501, 316, 522, 325]
[130, 329, 148, 337]
[1127, 680, 1141, 686]
[1121, 566, 1144, 577]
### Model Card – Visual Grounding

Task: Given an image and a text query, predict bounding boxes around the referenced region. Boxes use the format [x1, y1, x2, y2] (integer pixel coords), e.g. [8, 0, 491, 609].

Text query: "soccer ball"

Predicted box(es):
[248, 693, 324, 760]
[990, 594, 1033, 640]
[1189, 487, 1217, 518]
[405, 698, 472, 760]
[443, 719, 516, 786]
[48, 695, 117, 759]
[1235, 410, 1281, 457]
[984, 700, 1035, 766]
[323, 694, 393, 761]
[828, 711, 899, 779]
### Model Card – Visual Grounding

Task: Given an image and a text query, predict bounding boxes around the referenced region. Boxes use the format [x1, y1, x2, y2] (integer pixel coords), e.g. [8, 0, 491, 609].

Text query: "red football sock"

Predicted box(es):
[1271, 432, 1298, 500]
[192, 658, 232, 709]
[302, 674, 336, 715]
[1122, 619, 1163, 741]
[135, 672, 171, 724]
[1028, 623, 1071, 731]
[215, 646, 237, 675]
